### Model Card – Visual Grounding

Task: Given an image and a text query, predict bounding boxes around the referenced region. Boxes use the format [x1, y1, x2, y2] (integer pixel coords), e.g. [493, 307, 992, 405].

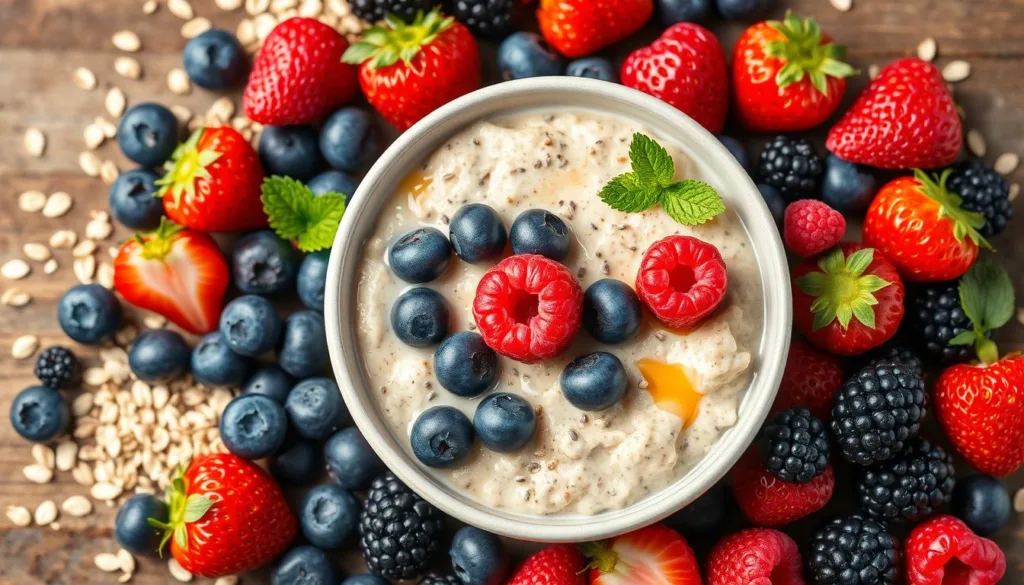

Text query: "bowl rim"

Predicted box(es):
[324, 77, 792, 542]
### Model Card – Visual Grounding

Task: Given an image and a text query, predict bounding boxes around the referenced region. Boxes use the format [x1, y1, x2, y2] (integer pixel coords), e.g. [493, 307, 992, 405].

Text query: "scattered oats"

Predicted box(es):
[182, 17, 212, 39]
[829, 0, 852, 12]
[254, 13, 278, 40]
[84, 123, 106, 149]
[298, 0, 322, 17]
[91, 482, 123, 501]
[214, 577, 239, 585]
[24, 127, 46, 157]
[23, 463, 54, 484]
[118, 549, 136, 574]
[169, 105, 193, 129]
[32, 444, 56, 469]
[109, 246, 119, 258]
[208, 97, 236, 122]
[96, 116, 118, 138]
[84, 367, 111, 386]
[114, 56, 143, 80]
[1, 288, 31, 307]
[34, 501, 58, 526]
[100, 160, 121, 185]
[6, 506, 31, 527]
[61, 495, 93, 517]
[168, 68, 192, 95]
[50, 231, 77, 251]
[217, 0, 244, 9]
[965, 129, 986, 157]
[55, 441, 78, 471]
[106, 87, 128, 117]
[19, 190, 47, 212]
[1018, 308, 1024, 327]
[12, 334, 40, 359]
[917, 38, 937, 62]
[246, 0, 271, 14]
[169, 558, 194, 582]
[72, 462, 95, 486]
[44, 258, 58, 274]
[143, 0, 159, 13]
[994, 152, 1020, 175]
[80, 151, 102, 177]
[1009, 183, 1020, 202]
[868, 64, 880, 79]
[42, 191, 73, 218]
[2, 259, 31, 281]
[168, 0, 195, 19]
[112, 30, 142, 52]
[74, 255, 97, 284]
[86, 217, 114, 240]
[95, 553, 123, 573]
[236, 18, 256, 44]
[942, 60, 971, 83]
[118, 573, 134, 584]
[144, 314, 168, 329]
[1014, 488, 1024, 512]
[97, 262, 115, 289]
[23, 242, 51, 263]
[73, 67, 98, 90]
[73, 240, 97, 258]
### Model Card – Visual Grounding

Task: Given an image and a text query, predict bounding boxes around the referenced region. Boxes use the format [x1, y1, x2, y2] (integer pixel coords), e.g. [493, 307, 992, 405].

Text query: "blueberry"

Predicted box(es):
[182, 28, 247, 90]
[434, 332, 499, 397]
[242, 365, 296, 404]
[566, 57, 618, 83]
[272, 546, 337, 585]
[340, 575, 389, 585]
[324, 427, 386, 491]
[952, 475, 1011, 536]
[560, 352, 628, 411]
[411, 405, 475, 467]
[219, 294, 283, 356]
[391, 287, 450, 347]
[285, 377, 350, 440]
[109, 169, 164, 230]
[128, 329, 190, 383]
[297, 251, 330, 311]
[114, 494, 169, 556]
[509, 209, 571, 261]
[718, 135, 751, 174]
[668, 482, 728, 533]
[473, 393, 536, 453]
[232, 230, 299, 295]
[388, 228, 453, 283]
[449, 204, 507, 263]
[298, 483, 360, 549]
[757, 183, 786, 226]
[715, 0, 776, 19]
[9, 386, 70, 442]
[449, 526, 510, 585]
[190, 332, 251, 387]
[271, 436, 322, 485]
[657, 0, 712, 24]
[58, 284, 123, 345]
[583, 279, 642, 344]
[497, 32, 565, 80]
[219, 394, 288, 459]
[319, 107, 378, 173]
[259, 125, 324, 181]
[822, 154, 877, 215]
[308, 170, 360, 202]
[117, 103, 180, 167]
[278, 310, 329, 378]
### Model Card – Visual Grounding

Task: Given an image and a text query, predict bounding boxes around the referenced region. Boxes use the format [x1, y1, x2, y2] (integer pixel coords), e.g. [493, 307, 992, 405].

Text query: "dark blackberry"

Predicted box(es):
[359, 473, 446, 581]
[419, 574, 461, 585]
[350, 0, 436, 23]
[34, 346, 81, 389]
[947, 160, 1012, 237]
[806, 515, 901, 585]
[857, 439, 955, 523]
[831, 362, 926, 467]
[759, 407, 830, 483]
[446, 0, 514, 37]
[861, 343, 923, 378]
[757, 135, 824, 201]
[908, 282, 989, 363]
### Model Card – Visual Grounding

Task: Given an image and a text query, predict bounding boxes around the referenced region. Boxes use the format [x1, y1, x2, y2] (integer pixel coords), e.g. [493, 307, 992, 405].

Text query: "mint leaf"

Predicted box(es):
[661, 179, 726, 226]
[598, 173, 661, 213]
[183, 494, 215, 523]
[629, 133, 675, 188]
[298, 194, 346, 252]
[959, 257, 1015, 332]
[261, 176, 346, 252]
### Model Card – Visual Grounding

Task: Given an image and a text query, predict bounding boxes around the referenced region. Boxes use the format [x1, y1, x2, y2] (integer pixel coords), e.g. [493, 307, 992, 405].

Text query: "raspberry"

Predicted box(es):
[783, 199, 846, 257]
[731, 450, 834, 526]
[707, 528, 803, 585]
[473, 254, 583, 364]
[905, 515, 1005, 585]
[771, 339, 845, 420]
[635, 236, 728, 330]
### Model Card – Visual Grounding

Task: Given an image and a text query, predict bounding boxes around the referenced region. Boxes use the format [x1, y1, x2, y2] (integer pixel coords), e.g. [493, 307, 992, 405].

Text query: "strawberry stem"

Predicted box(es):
[795, 247, 892, 331]
[149, 466, 215, 554]
[913, 169, 993, 251]
[341, 9, 454, 69]
[579, 541, 619, 574]
[155, 128, 222, 208]
[138, 218, 184, 261]
[765, 12, 856, 94]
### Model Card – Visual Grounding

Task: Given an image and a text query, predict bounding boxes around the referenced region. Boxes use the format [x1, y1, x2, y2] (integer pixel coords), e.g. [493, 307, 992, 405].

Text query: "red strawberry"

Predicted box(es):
[731, 450, 834, 526]
[772, 339, 845, 420]
[157, 127, 267, 232]
[635, 235, 728, 331]
[537, 0, 653, 59]
[243, 17, 358, 126]
[792, 244, 905, 356]
[783, 199, 846, 257]
[733, 14, 855, 133]
[473, 254, 583, 363]
[113, 219, 229, 335]
[622, 23, 729, 134]
[864, 171, 989, 282]
[150, 453, 297, 578]
[506, 545, 587, 585]
[905, 515, 1006, 585]
[584, 524, 701, 585]
[826, 58, 961, 169]
[707, 528, 804, 585]
[343, 11, 480, 131]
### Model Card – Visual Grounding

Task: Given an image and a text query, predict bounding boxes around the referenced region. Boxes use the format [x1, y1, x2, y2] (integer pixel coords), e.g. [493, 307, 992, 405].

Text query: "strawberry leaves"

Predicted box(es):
[915, 169, 993, 251]
[795, 247, 892, 331]
[261, 177, 346, 252]
[765, 13, 856, 94]
[950, 257, 1015, 364]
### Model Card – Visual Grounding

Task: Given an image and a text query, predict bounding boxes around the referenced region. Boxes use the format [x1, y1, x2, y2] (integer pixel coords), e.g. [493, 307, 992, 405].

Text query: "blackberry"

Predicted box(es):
[34, 346, 81, 389]
[908, 282, 989, 363]
[757, 135, 824, 201]
[759, 407, 830, 483]
[806, 515, 901, 585]
[857, 438, 955, 523]
[831, 362, 926, 467]
[861, 343, 923, 378]
[947, 160, 1012, 237]
[350, 0, 436, 23]
[419, 574, 461, 585]
[446, 0, 514, 37]
[359, 473, 446, 581]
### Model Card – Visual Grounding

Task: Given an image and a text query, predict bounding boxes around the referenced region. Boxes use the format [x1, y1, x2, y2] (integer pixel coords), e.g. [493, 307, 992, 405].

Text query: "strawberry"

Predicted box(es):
[537, 0, 653, 59]
[113, 219, 229, 335]
[792, 244, 905, 356]
[343, 11, 480, 131]
[157, 127, 267, 233]
[905, 515, 1006, 585]
[243, 17, 358, 126]
[707, 528, 804, 585]
[149, 453, 297, 577]
[771, 339, 845, 421]
[733, 13, 855, 133]
[622, 23, 729, 134]
[731, 450, 834, 526]
[584, 524, 701, 585]
[826, 58, 961, 169]
[506, 545, 587, 585]
[864, 170, 990, 282]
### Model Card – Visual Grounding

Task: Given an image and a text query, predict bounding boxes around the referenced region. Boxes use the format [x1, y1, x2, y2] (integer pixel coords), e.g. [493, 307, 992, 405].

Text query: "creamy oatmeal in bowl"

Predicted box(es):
[326, 78, 790, 541]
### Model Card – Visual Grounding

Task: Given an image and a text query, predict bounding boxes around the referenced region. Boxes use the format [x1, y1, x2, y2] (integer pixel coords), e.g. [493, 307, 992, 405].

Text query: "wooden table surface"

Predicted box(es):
[1, 0, 1023, 583]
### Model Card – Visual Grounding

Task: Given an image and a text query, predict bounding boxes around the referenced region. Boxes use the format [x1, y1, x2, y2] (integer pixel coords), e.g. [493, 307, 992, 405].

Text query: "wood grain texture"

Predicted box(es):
[1, 0, 1023, 583]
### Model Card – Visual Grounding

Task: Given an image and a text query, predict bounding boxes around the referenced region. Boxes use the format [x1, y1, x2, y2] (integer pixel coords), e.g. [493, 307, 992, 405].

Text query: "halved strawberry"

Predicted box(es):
[584, 524, 701, 585]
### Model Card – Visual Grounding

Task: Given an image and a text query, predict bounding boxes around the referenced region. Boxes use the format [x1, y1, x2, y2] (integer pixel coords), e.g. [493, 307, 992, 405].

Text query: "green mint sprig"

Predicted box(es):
[598, 133, 725, 226]
[261, 176, 346, 252]
[949, 257, 1015, 364]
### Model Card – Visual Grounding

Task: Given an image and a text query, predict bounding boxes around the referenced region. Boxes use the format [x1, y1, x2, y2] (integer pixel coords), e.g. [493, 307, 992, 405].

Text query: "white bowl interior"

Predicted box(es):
[325, 77, 792, 542]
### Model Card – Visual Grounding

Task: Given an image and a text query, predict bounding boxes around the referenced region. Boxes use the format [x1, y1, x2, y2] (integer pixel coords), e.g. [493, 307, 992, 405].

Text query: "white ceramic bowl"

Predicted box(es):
[325, 77, 791, 542]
